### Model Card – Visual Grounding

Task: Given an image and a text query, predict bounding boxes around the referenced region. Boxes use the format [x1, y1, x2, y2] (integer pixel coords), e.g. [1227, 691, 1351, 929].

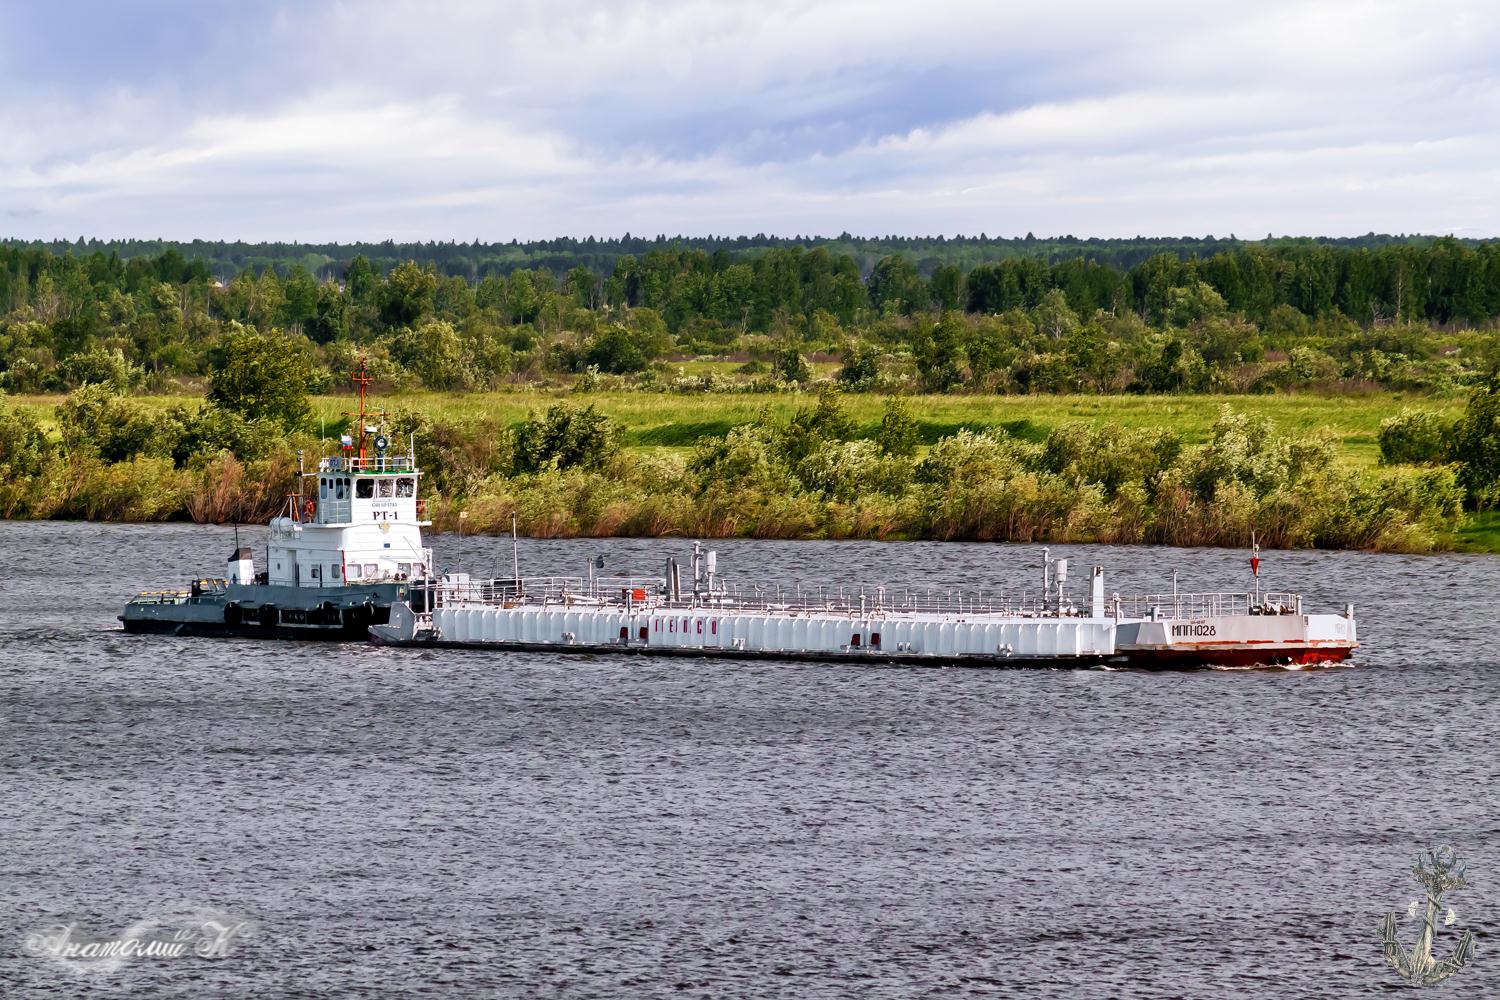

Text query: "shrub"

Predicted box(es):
[1378, 408, 1456, 466]
[58, 347, 144, 392]
[0, 400, 52, 479]
[59, 455, 186, 521]
[772, 347, 812, 384]
[796, 440, 911, 501]
[780, 384, 856, 463]
[0, 401, 52, 516]
[55, 385, 162, 462]
[166, 404, 284, 465]
[208, 329, 313, 428]
[1041, 423, 1183, 497]
[390, 319, 476, 390]
[1453, 375, 1500, 509]
[511, 403, 622, 475]
[836, 343, 882, 389]
[876, 396, 919, 457]
[584, 323, 666, 374]
[689, 424, 796, 495]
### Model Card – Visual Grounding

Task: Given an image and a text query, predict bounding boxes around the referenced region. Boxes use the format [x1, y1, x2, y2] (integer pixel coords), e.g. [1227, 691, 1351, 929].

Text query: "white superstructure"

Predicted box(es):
[265, 449, 433, 589]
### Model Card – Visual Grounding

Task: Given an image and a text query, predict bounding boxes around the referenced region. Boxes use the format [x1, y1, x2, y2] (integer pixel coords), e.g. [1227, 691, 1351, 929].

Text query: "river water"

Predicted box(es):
[2, 521, 1497, 998]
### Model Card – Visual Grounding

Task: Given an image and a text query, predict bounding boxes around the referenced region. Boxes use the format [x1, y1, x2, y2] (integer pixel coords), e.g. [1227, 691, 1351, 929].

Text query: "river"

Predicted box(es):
[2, 521, 1496, 997]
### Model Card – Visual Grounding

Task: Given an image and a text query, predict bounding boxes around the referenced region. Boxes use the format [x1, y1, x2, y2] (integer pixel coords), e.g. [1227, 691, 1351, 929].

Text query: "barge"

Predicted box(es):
[368, 543, 1358, 669]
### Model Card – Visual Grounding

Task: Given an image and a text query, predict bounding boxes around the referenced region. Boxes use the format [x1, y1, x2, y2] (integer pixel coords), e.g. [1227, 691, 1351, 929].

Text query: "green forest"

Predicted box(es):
[2, 236, 1499, 395]
[5, 231, 1476, 284]
[0, 235, 1497, 551]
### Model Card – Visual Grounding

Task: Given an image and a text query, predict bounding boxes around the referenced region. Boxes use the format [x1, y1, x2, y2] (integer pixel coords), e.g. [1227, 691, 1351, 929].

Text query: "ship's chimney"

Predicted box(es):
[227, 546, 254, 585]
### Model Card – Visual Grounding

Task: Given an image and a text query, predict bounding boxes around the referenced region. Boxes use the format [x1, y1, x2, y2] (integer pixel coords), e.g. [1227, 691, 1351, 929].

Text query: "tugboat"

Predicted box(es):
[119, 364, 433, 639]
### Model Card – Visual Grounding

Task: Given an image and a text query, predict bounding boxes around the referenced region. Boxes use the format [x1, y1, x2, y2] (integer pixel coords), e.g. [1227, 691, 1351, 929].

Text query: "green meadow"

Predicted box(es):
[315, 389, 1440, 467]
[10, 387, 1451, 466]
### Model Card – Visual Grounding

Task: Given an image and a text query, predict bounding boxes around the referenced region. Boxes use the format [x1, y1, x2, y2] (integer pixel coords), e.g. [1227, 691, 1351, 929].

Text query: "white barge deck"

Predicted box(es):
[371, 546, 1358, 669]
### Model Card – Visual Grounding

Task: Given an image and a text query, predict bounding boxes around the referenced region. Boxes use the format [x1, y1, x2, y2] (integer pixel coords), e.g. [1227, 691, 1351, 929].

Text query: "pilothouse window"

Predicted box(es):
[356, 479, 374, 499]
[396, 477, 415, 497]
[378, 478, 394, 498]
[335, 479, 348, 500]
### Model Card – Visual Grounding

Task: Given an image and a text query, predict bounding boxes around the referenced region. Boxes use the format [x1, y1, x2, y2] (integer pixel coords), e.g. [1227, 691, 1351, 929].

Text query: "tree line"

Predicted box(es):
[1, 239, 1498, 399]
[3, 232, 1468, 284]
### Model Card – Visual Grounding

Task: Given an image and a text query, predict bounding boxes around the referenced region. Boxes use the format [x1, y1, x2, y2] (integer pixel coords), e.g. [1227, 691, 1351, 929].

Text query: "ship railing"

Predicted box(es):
[1109, 591, 1301, 619]
[426, 575, 670, 608]
[127, 590, 191, 605]
[412, 575, 1302, 619]
[421, 576, 1101, 617]
[320, 454, 419, 474]
[698, 583, 1062, 617]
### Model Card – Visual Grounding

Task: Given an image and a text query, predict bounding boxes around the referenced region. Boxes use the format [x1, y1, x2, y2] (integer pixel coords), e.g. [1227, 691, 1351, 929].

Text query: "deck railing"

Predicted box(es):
[319, 454, 419, 474]
[417, 576, 1304, 620]
[1110, 591, 1301, 619]
[428, 576, 1070, 617]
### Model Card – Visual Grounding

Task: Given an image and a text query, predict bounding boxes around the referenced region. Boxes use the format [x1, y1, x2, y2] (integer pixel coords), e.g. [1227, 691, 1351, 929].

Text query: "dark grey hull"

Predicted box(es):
[120, 581, 403, 642]
[120, 617, 378, 641]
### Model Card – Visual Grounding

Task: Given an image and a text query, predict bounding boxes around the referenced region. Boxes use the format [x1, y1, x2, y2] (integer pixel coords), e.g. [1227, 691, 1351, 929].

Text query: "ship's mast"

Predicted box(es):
[352, 357, 373, 461]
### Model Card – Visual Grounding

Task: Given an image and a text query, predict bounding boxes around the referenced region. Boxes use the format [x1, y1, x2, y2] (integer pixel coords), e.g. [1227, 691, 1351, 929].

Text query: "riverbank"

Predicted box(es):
[1, 388, 1489, 552]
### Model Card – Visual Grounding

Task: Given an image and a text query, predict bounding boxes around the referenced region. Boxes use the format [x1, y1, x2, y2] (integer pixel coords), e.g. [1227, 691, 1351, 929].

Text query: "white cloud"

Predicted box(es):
[0, 0, 1497, 240]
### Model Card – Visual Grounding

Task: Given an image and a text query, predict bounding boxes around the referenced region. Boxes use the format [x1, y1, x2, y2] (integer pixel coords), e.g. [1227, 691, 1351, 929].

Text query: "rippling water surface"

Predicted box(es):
[2, 521, 1498, 998]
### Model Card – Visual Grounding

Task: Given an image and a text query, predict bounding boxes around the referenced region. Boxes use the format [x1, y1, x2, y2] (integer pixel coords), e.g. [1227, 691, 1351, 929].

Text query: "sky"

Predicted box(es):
[0, 0, 1497, 242]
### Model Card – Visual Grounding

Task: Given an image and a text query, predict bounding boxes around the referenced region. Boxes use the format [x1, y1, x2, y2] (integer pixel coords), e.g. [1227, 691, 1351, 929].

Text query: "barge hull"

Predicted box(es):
[368, 635, 1354, 669]
[368, 601, 1357, 669]
[369, 635, 1113, 668]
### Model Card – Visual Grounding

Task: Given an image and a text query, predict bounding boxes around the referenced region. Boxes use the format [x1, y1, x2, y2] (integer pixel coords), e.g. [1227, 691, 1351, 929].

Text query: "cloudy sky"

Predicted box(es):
[1, 1, 1496, 242]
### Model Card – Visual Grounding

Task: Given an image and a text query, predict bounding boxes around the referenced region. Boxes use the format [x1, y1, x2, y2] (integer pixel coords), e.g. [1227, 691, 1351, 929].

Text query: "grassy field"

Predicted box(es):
[327, 389, 1450, 467]
[1454, 511, 1500, 552]
[10, 388, 1457, 467]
